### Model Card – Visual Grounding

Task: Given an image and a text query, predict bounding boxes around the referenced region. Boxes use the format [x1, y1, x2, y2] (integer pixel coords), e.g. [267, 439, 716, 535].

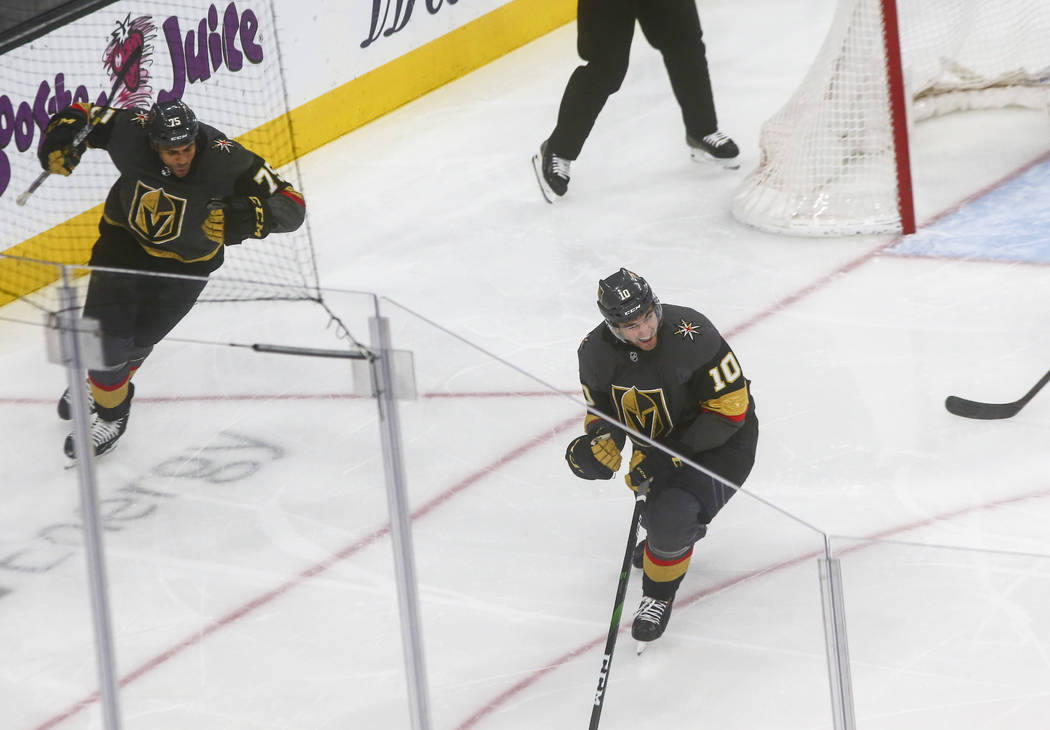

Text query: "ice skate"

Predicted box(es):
[531, 140, 571, 202]
[687, 131, 740, 169]
[58, 381, 133, 420]
[64, 413, 128, 459]
[57, 384, 94, 420]
[632, 595, 673, 653]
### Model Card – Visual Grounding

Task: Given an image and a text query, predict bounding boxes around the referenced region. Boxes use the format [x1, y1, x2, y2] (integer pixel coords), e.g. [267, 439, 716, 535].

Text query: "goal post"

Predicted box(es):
[879, 0, 914, 236]
[731, 0, 1050, 237]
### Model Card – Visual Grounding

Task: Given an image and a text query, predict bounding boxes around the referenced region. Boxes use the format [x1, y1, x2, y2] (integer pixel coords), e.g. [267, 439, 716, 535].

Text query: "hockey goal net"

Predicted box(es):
[731, 0, 1050, 236]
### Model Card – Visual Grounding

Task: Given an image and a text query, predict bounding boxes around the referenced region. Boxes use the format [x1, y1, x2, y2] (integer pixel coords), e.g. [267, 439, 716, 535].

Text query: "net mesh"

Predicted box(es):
[0, 0, 318, 307]
[732, 0, 1050, 236]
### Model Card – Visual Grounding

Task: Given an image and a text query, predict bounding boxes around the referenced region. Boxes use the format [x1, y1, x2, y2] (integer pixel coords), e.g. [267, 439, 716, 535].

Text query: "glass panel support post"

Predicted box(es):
[818, 555, 856, 730]
[50, 269, 124, 730]
[370, 311, 431, 730]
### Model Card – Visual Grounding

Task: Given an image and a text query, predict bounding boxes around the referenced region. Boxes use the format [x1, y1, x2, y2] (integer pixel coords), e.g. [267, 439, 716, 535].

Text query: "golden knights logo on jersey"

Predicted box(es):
[612, 385, 673, 441]
[128, 180, 187, 244]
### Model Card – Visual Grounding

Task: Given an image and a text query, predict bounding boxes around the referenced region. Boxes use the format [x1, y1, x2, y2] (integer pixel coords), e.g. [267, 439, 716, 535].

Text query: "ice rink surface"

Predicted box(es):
[2, 1, 1050, 728]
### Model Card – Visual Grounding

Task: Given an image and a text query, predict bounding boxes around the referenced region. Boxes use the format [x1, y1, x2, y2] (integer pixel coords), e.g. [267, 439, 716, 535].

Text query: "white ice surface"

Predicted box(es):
[3, 1, 1050, 728]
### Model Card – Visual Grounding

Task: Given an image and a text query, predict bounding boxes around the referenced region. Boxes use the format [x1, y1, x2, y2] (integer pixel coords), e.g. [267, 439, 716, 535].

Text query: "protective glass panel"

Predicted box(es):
[834, 525, 1050, 730]
[5, 270, 843, 728]
[378, 295, 838, 729]
[4, 268, 386, 728]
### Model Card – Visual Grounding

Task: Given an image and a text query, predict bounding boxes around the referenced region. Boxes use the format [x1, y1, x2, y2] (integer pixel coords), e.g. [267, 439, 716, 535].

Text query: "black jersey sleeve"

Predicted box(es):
[41, 103, 124, 151]
[577, 332, 627, 448]
[678, 338, 751, 453]
[81, 105, 126, 149]
[230, 151, 306, 234]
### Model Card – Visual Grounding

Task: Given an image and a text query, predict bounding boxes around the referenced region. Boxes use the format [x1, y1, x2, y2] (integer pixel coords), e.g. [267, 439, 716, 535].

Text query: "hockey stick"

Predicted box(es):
[589, 483, 647, 730]
[945, 368, 1050, 420]
[16, 45, 142, 207]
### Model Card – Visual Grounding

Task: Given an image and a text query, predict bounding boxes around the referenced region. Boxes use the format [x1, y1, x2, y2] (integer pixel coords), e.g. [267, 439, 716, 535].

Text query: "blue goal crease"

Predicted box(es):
[890, 156, 1050, 265]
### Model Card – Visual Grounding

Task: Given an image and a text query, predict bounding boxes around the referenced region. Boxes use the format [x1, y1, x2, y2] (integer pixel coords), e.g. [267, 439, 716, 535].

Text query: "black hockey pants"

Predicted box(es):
[642, 406, 759, 579]
[82, 220, 211, 413]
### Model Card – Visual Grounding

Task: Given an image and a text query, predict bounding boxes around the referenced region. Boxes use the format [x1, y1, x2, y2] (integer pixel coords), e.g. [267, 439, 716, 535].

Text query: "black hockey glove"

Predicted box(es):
[38, 111, 87, 176]
[565, 429, 622, 480]
[625, 449, 681, 491]
[202, 195, 272, 245]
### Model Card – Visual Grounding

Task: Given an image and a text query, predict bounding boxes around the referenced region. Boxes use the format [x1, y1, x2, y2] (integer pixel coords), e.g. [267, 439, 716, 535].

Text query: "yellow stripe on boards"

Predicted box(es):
[262, 0, 576, 160]
[1, 0, 574, 305]
[0, 207, 101, 306]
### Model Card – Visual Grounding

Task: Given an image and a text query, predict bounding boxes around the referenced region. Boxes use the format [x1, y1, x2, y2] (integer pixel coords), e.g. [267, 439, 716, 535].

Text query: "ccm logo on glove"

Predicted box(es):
[202, 195, 271, 245]
[625, 449, 682, 491]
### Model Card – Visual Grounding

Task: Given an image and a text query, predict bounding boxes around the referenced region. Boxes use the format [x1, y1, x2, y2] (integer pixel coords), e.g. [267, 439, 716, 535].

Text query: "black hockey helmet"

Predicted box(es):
[597, 268, 662, 335]
[147, 99, 199, 148]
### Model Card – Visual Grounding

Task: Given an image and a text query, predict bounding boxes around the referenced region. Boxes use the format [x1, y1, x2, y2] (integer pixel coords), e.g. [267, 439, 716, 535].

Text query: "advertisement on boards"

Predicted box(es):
[0, 0, 543, 249]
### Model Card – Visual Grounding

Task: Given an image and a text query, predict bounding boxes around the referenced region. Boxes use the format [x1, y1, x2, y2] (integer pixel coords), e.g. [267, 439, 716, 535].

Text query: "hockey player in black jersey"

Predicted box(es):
[39, 98, 306, 458]
[565, 268, 758, 646]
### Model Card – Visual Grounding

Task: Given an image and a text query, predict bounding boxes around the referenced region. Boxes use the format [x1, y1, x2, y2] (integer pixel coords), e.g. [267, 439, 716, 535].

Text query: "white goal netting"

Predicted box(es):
[732, 0, 1050, 236]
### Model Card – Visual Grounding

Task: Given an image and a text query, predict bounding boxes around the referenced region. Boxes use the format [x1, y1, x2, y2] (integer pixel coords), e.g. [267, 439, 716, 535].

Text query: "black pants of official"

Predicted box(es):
[547, 0, 719, 160]
[82, 220, 214, 404]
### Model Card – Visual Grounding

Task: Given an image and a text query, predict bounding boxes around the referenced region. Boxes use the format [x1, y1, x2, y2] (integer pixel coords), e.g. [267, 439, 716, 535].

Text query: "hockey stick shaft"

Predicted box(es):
[16, 46, 142, 207]
[589, 486, 647, 730]
[945, 367, 1050, 420]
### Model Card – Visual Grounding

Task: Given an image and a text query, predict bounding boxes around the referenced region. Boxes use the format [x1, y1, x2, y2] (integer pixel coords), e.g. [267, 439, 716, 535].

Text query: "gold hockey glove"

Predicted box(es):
[565, 430, 622, 480]
[38, 110, 87, 175]
[202, 196, 272, 245]
[625, 449, 681, 491]
[590, 431, 622, 471]
[202, 201, 227, 245]
[46, 146, 82, 176]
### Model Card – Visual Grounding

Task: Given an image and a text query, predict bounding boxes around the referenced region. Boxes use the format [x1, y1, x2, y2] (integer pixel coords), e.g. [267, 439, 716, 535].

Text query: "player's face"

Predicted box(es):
[617, 305, 659, 350]
[158, 140, 197, 177]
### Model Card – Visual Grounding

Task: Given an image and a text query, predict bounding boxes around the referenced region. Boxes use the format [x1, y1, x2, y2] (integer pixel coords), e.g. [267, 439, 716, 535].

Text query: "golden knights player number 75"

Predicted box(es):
[38, 97, 306, 459]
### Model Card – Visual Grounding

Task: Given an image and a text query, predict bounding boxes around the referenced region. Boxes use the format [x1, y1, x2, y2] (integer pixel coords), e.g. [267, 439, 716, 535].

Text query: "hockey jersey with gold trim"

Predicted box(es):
[53, 102, 305, 268]
[577, 303, 754, 455]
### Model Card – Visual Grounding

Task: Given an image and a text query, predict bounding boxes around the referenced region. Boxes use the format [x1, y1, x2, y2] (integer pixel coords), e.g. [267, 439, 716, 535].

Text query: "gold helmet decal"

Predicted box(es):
[613, 385, 673, 440]
[128, 180, 187, 244]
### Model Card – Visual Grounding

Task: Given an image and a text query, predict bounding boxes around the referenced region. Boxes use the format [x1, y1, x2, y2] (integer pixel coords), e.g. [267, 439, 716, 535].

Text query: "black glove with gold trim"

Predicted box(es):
[565, 428, 623, 480]
[625, 449, 681, 491]
[38, 112, 86, 176]
[203, 195, 272, 245]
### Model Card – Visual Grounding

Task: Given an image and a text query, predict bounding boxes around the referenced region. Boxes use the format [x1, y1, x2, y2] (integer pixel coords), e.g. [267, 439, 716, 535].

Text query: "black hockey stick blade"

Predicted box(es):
[945, 368, 1050, 420]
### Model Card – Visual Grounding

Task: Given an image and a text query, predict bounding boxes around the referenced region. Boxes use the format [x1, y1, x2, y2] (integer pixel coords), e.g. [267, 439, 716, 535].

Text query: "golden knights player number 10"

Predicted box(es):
[565, 268, 759, 646]
[39, 97, 306, 460]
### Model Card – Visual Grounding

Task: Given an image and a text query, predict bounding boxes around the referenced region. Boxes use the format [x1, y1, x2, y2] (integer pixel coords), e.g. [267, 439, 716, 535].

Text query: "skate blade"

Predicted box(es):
[635, 640, 651, 655]
[530, 154, 557, 204]
[689, 149, 740, 170]
[63, 441, 119, 467]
